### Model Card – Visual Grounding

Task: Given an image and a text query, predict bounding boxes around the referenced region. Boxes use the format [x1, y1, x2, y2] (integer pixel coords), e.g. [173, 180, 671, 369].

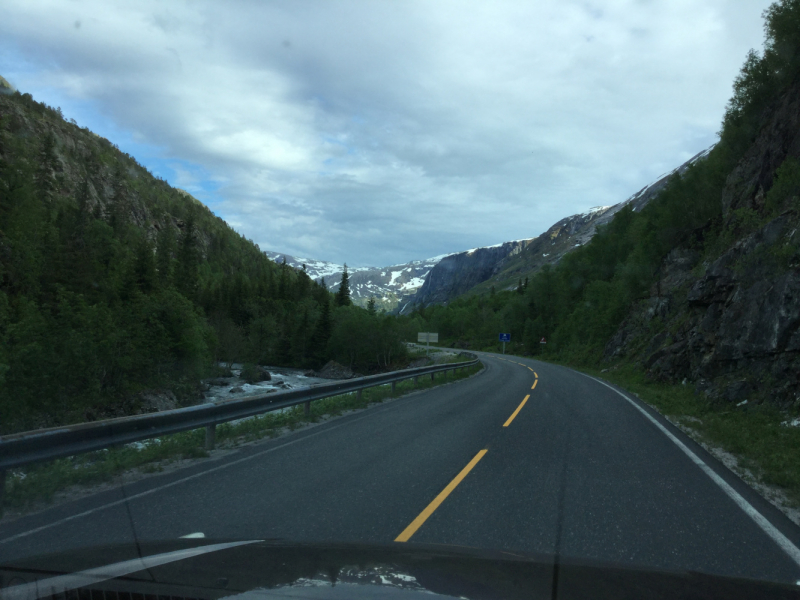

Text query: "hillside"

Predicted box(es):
[466, 147, 714, 297]
[407, 0, 800, 409]
[0, 82, 407, 434]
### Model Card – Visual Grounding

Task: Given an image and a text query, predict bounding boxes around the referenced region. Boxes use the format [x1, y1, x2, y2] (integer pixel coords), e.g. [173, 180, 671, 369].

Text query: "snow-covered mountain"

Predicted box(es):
[262, 251, 443, 312]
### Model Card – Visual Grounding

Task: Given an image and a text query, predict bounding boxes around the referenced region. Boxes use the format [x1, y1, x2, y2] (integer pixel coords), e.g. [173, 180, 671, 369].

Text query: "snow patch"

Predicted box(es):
[400, 276, 426, 291]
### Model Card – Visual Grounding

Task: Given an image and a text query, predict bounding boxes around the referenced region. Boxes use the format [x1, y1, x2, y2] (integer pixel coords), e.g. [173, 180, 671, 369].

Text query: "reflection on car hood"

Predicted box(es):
[2, 539, 799, 600]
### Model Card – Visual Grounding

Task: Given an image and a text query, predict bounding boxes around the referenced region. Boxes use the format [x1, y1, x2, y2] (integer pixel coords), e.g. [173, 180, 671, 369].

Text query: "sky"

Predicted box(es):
[0, 0, 775, 267]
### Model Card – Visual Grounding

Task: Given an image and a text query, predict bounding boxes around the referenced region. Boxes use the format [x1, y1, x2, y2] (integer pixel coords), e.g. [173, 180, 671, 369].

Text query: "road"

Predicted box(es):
[2, 353, 800, 584]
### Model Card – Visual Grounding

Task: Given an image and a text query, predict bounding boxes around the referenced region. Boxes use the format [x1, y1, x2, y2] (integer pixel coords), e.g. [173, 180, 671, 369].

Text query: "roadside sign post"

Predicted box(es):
[499, 333, 511, 354]
[417, 332, 439, 356]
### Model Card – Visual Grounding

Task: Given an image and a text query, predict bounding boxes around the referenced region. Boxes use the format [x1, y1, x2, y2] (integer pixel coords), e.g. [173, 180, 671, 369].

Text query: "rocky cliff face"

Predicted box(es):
[402, 240, 535, 310]
[721, 80, 800, 220]
[0, 91, 217, 254]
[604, 80, 800, 407]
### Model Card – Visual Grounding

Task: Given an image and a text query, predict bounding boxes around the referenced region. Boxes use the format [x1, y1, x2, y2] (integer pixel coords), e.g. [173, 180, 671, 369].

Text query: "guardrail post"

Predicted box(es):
[430, 372, 435, 382]
[0, 469, 5, 517]
[357, 389, 363, 402]
[304, 400, 310, 416]
[414, 376, 419, 386]
[391, 381, 396, 394]
[205, 424, 216, 451]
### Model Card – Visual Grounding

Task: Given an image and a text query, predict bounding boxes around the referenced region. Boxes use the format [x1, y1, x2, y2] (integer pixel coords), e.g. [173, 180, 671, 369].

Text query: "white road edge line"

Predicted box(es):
[584, 373, 800, 568]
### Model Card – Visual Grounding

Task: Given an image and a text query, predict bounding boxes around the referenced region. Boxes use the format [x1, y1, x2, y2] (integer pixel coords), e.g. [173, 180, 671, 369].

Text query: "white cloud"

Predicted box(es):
[0, 0, 774, 266]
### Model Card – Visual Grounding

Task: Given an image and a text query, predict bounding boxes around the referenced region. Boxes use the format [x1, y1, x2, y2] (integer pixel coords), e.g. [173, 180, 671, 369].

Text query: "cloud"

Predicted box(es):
[0, 0, 773, 266]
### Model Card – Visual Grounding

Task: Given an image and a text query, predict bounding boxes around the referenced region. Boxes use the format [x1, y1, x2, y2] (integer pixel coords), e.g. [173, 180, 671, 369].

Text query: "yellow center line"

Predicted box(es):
[395, 450, 488, 542]
[534, 372, 538, 378]
[503, 395, 530, 427]
[528, 367, 534, 372]
[531, 380, 537, 390]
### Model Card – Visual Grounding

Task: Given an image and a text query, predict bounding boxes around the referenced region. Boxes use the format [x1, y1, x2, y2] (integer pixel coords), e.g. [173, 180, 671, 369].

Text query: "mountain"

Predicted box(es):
[263, 147, 714, 316]
[263, 250, 444, 312]
[262, 251, 362, 282]
[398, 239, 535, 313]
[398, 146, 713, 313]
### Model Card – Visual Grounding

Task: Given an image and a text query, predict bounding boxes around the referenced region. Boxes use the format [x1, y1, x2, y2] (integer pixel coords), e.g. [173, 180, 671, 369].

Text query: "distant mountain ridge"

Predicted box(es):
[398, 145, 714, 312]
[263, 251, 444, 311]
[265, 146, 713, 314]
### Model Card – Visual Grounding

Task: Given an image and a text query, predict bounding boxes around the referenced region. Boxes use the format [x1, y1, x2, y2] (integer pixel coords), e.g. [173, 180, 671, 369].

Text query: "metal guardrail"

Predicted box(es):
[0, 354, 480, 512]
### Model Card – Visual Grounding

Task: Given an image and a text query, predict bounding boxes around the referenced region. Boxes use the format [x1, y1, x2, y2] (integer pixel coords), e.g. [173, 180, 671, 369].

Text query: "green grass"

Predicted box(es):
[2, 363, 482, 513]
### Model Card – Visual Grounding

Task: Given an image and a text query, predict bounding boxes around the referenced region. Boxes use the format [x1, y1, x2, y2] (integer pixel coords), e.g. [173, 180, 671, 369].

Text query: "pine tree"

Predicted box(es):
[156, 226, 175, 286]
[335, 264, 351, 307]
[133, 238, 157, 293]
[36, 131, 58, 203]
[367, 296, 376, 315]
[311, 296, 332, 366]
[278, 257, 289, 300]
[175, 214, 199, 298]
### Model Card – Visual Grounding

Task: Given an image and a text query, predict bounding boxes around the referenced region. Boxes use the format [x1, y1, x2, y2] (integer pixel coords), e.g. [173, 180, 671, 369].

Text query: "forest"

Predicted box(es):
[0, 90, 409, 433]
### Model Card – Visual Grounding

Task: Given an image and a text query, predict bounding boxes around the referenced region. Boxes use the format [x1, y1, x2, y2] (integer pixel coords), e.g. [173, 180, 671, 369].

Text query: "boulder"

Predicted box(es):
[317, 360, 356, 379]
[240, 364, 272, 384]
[138, 390, 178, 412]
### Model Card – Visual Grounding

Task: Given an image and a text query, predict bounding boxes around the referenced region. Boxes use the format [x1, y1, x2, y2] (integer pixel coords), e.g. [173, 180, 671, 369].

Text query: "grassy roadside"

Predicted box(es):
[495, 348, 800, 511]
[2, 362, 482, 514]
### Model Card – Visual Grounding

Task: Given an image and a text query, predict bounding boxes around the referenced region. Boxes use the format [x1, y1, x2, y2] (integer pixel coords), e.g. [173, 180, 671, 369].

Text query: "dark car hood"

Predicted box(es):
[2, 539, 799, 600]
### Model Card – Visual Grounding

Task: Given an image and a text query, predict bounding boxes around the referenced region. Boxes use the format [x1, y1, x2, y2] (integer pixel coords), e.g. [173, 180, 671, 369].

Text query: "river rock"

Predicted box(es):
[317, 360, 356, 379]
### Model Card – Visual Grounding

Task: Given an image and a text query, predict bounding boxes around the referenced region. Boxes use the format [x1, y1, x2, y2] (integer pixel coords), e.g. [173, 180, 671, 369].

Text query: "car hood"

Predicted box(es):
[1, 539, 799, 600]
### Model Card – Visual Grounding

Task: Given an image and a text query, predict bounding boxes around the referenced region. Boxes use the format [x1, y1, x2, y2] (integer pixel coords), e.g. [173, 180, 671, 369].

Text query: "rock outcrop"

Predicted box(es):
[316, 360, 357, 379]
[406, 240, 534, 307]
[722, 80, 800, 220]
[604, 80, 800, 407]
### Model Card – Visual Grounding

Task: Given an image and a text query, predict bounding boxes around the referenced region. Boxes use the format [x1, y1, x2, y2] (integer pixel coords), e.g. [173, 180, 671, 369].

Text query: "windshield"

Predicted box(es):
[3, 0, 800, 596]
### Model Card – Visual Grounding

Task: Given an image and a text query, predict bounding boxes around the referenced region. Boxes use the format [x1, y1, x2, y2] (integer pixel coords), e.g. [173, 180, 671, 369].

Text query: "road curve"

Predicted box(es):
[2, 352, 800, 584]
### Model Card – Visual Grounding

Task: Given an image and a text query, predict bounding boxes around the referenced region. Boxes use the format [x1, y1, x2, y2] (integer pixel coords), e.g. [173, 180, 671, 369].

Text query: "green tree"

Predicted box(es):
[311, 295, 332, 366]
[133, 238, 157, 294]
[367, 296, 377, 315]
[335, 264, 351, 307]
[156, 226, 175, 286]
[174, 215, 199, 298]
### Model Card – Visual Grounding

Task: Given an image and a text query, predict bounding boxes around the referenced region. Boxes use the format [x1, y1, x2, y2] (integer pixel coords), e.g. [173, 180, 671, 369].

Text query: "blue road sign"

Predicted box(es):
[499, 333, 511, 342]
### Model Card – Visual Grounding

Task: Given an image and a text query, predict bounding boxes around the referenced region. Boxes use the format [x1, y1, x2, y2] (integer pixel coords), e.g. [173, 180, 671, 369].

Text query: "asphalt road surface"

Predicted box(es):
[3, 353, 800, 584]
